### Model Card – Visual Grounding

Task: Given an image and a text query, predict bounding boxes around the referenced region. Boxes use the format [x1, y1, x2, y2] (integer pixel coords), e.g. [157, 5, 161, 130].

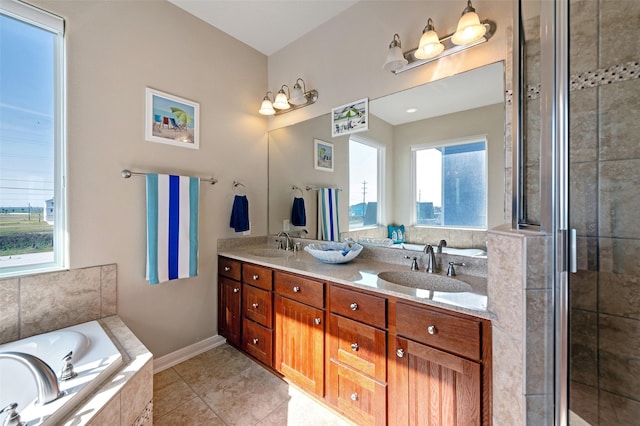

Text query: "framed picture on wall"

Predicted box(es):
[145, 88, 200, 149]
[314, 139, 334, 172]
[331, 97, 368, 137]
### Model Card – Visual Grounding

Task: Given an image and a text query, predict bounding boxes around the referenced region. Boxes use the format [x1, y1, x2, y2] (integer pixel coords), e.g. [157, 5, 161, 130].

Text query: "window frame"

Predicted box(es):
[0, 0, 67, 278]
[348, 135, 385, 231]
[411, 135, 488, 230]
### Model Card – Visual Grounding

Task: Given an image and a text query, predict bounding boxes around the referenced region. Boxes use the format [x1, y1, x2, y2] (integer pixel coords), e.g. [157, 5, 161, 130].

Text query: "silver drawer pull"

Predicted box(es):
[350, 343, 359, 351]
[252, 274, 259, 280]
[293, 286, 300, 293]
[427, 325, 437, 335]
[396, 348, 405, 358]
[314, 317, 321, 325]
[252, 338, 259, 344]
[252, 303, 259, 309]
[349, 302, 358, 311]
[224, 266, 231, 272]
[233, 288, 240, 293]
[350, 393, 359, 401]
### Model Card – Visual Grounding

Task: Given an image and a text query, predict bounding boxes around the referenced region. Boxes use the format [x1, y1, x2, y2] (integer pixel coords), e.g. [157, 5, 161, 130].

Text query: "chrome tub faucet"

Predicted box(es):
[424, 244, 436, 273]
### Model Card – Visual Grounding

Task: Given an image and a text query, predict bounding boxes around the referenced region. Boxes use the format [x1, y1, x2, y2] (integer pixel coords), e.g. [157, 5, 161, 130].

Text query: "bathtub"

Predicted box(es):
[0, 321, 122, 425]
[391, 242, 488, 257]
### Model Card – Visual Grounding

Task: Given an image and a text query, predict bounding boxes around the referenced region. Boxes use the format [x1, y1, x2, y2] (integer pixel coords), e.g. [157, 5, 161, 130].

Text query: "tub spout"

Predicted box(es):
[0, 352, 62, 405]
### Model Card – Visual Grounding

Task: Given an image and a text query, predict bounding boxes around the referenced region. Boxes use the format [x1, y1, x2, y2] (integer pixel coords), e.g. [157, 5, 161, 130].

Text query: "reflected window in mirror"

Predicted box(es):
[349, 136, 385, 231]
[412, 137, 487, 229]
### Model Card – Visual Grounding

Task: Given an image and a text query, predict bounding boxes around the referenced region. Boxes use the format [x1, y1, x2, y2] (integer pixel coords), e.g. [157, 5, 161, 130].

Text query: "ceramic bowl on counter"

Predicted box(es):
[304, 242, 363, 264]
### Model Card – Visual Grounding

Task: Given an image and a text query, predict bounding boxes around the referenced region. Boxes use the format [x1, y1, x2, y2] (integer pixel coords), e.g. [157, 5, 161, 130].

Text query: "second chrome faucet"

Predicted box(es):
[424, 244, 436, 273]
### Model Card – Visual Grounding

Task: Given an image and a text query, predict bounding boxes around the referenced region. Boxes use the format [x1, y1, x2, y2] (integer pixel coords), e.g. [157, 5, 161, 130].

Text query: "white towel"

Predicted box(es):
[318, 188, 340, 241]
[146, 174, 199, 284]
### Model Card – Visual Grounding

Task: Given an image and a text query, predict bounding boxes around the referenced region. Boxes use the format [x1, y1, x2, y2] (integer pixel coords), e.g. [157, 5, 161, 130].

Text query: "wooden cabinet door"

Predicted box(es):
[274, 295, 325, 396]
[218, 276, 241, 347]
[388, 336, 481, 426]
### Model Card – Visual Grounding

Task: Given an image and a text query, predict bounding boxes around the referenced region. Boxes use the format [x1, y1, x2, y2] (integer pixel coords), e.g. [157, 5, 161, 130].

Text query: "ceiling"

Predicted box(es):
[167, 0, 359, 56]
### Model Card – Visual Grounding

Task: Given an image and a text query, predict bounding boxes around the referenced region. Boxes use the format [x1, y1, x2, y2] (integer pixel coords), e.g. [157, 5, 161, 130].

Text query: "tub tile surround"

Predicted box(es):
[488, 225, 554, 425]
[0, 265, 154, 425]
[0, 264, 117, 344]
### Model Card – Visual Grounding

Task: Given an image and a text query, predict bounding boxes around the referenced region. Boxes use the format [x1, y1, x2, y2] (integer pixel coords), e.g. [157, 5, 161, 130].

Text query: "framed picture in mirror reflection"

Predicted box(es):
[331, 97, 368, 137]
[314, 139, 334, 172]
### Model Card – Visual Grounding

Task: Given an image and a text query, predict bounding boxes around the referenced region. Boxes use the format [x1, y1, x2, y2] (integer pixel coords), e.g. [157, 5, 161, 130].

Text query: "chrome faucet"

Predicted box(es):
[424, 244, 436, 273]
[404, 256, 419, 271]
[0, 352, 62, 405]
[276, 231, 293, 251]
[437, 239, 447, 253]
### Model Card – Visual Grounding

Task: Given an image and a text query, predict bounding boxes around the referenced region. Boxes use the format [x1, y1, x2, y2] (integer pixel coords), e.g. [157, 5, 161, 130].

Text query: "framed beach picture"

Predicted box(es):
[145, 88, 200, 149]
[314, 139, 334, 172]
[331, 97, 368, 137]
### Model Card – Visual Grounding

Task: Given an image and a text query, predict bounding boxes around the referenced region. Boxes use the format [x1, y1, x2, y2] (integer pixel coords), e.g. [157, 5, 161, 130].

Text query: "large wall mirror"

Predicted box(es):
[268, 61, 506, 249]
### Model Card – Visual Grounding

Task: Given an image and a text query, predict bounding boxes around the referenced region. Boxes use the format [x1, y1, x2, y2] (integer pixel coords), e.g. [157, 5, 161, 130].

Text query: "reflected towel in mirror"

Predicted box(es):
[291, 197, 306, 226]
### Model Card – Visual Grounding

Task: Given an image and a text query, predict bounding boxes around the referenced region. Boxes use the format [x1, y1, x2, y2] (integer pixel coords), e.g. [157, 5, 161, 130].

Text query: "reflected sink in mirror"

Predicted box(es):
[250, 248, 293, 258]
[377, 271, 472, 292]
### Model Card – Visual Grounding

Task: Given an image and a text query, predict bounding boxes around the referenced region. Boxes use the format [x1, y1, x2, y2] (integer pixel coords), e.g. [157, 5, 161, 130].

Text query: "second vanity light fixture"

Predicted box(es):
[259, 78, 319, 116]
[383, 0, 496, 74]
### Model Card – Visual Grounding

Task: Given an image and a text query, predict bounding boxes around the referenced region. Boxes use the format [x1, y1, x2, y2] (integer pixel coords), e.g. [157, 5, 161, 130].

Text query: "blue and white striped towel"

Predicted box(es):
[318, 188, 340, 241]
[146, 174, 199, 285]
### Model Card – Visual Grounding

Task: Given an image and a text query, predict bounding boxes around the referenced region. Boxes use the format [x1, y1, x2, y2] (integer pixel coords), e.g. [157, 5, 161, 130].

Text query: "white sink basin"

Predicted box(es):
[377, 271, 472, 292]
[250, 248, 293, 258]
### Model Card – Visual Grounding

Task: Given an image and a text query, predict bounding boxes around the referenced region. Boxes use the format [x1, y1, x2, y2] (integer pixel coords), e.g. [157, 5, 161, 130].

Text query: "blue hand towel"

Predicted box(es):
[291, 197, 306, 227]
[230, 195, 250, 232]
[146, 174, 199, 285]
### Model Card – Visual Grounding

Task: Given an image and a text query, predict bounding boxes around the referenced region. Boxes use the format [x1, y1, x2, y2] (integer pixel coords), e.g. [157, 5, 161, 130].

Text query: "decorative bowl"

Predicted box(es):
[304, 242, 363, 264]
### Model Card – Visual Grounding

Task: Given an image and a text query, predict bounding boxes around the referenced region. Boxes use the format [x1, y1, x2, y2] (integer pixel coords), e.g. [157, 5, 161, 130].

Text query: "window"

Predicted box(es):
[0, 1, 66, 277]
[349, 137, 384, 230]
[412, 137, 487, 229]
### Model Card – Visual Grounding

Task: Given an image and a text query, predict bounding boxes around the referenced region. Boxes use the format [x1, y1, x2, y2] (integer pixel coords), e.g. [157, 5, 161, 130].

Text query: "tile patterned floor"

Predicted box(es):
[153, 344, 353, 425]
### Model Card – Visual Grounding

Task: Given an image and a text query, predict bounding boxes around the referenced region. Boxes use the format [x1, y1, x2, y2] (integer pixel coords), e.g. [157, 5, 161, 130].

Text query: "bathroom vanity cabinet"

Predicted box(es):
[217, 256, 492, 425]
[217, 258, 242, 347]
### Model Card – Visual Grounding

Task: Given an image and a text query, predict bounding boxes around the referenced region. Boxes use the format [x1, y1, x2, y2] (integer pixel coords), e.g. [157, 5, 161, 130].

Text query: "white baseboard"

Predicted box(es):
[153, 334, 227, 374]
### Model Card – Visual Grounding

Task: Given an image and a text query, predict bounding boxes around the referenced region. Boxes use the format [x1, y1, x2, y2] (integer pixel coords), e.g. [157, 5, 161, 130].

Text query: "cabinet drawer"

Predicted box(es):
[329, 314, 386, 382]
[330, 286, 386, 328]
[328, 361, 386, 426]
[243, 283, 273, 328]
[218, 257, 241, 281]
[396, 302, 481, 360]
[243, 319, 273, 366]
[242, 263, 273, 290]
[274, 271, 324, 308]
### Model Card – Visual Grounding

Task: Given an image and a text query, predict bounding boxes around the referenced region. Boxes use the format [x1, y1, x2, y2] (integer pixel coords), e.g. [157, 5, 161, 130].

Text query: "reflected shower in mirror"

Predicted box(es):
[268, 61, 506, 250]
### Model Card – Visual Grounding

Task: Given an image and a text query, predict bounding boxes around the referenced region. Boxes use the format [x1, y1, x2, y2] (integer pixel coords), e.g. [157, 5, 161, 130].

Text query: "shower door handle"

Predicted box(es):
[570, 228, 577, 273]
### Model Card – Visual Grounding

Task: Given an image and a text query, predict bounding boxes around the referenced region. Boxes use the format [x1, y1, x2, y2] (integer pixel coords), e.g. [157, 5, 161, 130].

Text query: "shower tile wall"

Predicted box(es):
[568, 0, 640, 424]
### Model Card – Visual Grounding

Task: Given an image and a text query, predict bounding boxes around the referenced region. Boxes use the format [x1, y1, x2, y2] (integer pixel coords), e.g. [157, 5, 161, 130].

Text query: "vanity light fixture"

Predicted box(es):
[452, 0, 487, 45]
[415, 18, 444, 60]
[273, 85, 291, 110]
[382, 33, 408, 72]
[385, 1, 495, 74]
[258, 78, 319, 116]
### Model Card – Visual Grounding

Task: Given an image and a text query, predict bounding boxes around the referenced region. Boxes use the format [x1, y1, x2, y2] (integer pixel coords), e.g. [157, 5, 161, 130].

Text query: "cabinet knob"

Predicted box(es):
[350, 393, 359, 401]
[293, 286, 301, 293]
[396, 348, 405, 358]
[252, 274, 259, 280]
[233, 288, 240, 293]
[350, 343, 359, 351]
[252, 338, 259, 345]
[314, 317, 322, 325]
[427, 325, 437, 335]
[252, 303, 259, 309]
[224, 266, 231, 272]
[349, 302, 358, 311]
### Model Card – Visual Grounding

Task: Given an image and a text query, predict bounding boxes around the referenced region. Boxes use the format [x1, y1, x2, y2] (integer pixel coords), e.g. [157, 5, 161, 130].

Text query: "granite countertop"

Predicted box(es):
[218, 241, 494, 321]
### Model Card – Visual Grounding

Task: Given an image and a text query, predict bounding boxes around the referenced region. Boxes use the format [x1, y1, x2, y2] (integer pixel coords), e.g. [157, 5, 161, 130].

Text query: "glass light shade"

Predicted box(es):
[259, 98, 275, 115]
[289, 83, 307, 106]
[415, 29, 444, 60]
[383, 45, 408, 72]
[273, 90, 290, 109]
[452, 10, 486, 45]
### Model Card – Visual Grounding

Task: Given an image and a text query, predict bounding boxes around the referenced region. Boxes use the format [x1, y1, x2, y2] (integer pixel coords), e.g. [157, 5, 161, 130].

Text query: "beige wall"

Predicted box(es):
[267, 0, 513, 130]
[27, 0, 268, 358]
